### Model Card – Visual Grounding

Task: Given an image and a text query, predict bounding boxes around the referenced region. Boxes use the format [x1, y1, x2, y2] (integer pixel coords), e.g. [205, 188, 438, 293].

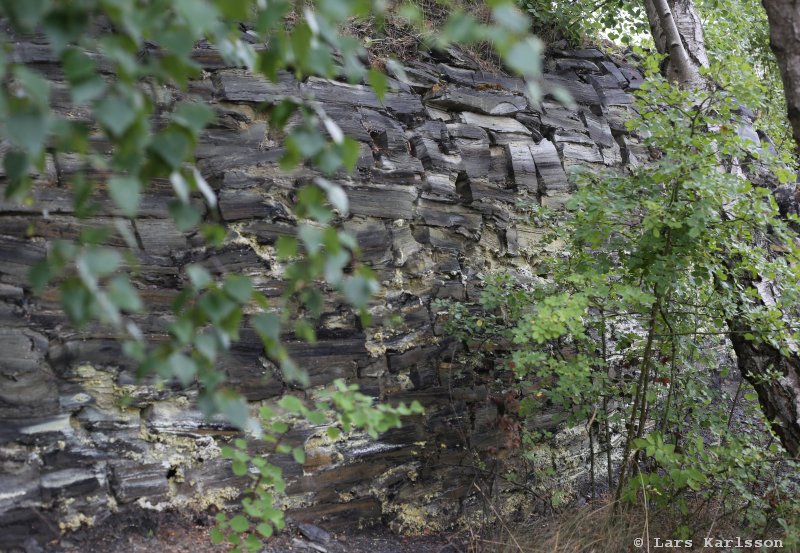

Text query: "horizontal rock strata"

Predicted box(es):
[0, 41, 652, 546]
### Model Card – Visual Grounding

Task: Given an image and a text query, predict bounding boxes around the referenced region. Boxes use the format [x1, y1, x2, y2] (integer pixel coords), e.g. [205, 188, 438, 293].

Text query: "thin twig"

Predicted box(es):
[472, 482, 525, 553]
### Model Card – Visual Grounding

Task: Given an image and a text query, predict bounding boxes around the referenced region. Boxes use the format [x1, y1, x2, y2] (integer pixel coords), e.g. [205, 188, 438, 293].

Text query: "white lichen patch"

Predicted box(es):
[75, 365, 98, 379]
[231, 225, 274, 260]
[173, 486, 240, 511]
[58, 512, 94, 532]
[280, 490, 317, 511]
[0, 489, 27, 502]
[344, 440, 406, 459]
[387, 503, 445, 535]
[136, 496, 174, 512]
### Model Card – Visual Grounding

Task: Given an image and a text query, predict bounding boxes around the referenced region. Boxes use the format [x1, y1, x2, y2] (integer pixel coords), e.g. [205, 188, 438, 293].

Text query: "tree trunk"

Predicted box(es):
[642, 0, 800, 457]
[762, 0, 800, 157]
[644, 0, 708, 86]
[727, 311, 800, 456]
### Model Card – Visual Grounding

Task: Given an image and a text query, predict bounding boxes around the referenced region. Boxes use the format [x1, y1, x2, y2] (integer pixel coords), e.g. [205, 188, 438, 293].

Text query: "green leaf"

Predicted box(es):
[232, 458, 248, 476]
[252, 312, 281, 343]
[339, 137, 360, 172]
[268, 99, 297, 129]
[505, 37, 543, 77]
[292, 446, 306, 464]
[62, 49, 106, 104]
[306, 410, 326, 425]
[95, 94, 137, 137]
[287, 128, 326, 159]
[60, 279, 92, 326]
[229, 515, 250, 533]
[186, 264, 212, 289]
[223, 274, 253, 303]
[367, 68, 388, 101]
[173, 102, 215, 134]
[439, 11, 481, 44]
[256, 522, 273, 538]
[243, 534, 261, 551]
[201, 223, 227, 247]
[342, 274, 376, 309]
[14, 66, 51, 108]
[298, 224, 323, 254]
[271, 420, 289, 433]
[198, 291, 237, 324]
[492, 4, 530, 33]
[169, 352, 198, 386]
[1, 0, 49, 29]
[29, 260, 52, 295]
[263, 506, 283, 526]
[152, 129, 191, 168]
[7, 107, 49, 155]
[210, 527, 225, 544]
[323, 249, 349, 285]
[174, 0, 220, 33]
[278, 395, 304, 414]
[315, 177, 349, 214]
[294, 320, 316, 344]
[168, 201, 202, 232]
[169, 319, 193, 344]
[216, 391, 249, 430]
[195, 333, 218, 361]
[3, 150, 30, 197]
[275, 236, 298, 259]
[81, 248, 122, 277]
[550, 86, 575, 110]
[108, 176, 141, 217]
[107, 275, 143, 312]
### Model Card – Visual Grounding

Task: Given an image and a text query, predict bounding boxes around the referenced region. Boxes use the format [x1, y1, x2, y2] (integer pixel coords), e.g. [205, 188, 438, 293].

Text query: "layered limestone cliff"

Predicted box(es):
[0, 39, 671, 547]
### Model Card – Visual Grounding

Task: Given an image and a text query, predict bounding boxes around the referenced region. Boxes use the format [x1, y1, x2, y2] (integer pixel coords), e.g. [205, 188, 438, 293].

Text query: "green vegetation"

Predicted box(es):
[518, 0, 796, 157]
[213, 380, 424, 546]
[439, 56, 800, 545]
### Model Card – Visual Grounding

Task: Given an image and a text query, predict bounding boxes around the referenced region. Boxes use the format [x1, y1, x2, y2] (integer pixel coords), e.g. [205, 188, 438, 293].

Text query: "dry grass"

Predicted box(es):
[345, 0, 505, 72]
[457, 494, 779, 553]
[462, 498, 652, 553]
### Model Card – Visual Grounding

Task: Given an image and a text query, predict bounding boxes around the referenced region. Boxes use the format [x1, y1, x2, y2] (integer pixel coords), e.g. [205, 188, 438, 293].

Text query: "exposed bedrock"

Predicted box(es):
[0, 41, 702, 547]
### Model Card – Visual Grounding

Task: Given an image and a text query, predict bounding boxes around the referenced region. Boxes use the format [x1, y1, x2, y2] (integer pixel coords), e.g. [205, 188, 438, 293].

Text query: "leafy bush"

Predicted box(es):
[438, 55, 800, 544]
[517, 0, 649, 47]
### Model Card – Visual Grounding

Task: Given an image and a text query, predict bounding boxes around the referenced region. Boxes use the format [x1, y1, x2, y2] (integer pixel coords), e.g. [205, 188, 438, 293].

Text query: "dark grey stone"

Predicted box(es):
[110, 461, 169, 503]
[0, 329, 58, 419]
[425, 85, 527, 115]
[543, 74, 601, 106]
[215, 69, 299, 102]
[345, 184, 418, 219]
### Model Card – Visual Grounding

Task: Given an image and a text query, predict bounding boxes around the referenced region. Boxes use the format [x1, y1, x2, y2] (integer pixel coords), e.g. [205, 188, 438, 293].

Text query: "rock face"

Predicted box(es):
[0, 43, 646, 547]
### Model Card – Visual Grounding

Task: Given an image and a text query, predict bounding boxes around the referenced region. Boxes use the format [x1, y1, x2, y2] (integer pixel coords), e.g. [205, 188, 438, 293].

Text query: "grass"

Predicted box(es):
[345, 0, 505, 72]
[454, 491, 797, 553]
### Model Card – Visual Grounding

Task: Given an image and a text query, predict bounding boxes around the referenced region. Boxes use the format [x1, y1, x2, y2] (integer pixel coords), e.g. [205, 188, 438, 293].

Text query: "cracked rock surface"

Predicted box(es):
[0, 37, 705, 548]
